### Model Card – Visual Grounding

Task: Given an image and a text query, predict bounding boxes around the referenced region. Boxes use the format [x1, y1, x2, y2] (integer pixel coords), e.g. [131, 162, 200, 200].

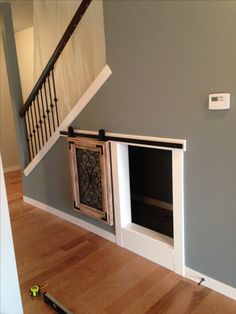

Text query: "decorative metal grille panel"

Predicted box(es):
[76, 148, 103, 211]
[68, 137, 114, 225]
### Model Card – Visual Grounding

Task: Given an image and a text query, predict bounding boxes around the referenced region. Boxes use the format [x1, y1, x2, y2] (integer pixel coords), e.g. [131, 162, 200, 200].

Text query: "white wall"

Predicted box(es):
[0, 36, 19, 170]
[34, 0, 106, 120]
[0, 27, 34, 171]
[0, 154, 23, 314]
[15, 27, 34, 102]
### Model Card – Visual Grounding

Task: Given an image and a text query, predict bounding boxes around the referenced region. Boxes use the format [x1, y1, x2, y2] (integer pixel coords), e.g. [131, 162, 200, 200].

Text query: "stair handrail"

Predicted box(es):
[19, 0, 92, 118]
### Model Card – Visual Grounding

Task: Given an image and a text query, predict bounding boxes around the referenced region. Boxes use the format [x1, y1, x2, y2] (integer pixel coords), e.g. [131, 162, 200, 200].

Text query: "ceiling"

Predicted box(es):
[0, 0, 33, 32]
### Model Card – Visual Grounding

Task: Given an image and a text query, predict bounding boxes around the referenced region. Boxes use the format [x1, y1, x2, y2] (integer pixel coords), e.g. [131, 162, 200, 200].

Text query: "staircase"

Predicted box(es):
[19, 0, 112, 176]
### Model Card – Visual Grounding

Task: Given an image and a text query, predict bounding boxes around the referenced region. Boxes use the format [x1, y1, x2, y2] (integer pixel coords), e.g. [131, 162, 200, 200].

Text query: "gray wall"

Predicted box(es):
[23, 137, 114, 233]
[24, 1, 236, 288]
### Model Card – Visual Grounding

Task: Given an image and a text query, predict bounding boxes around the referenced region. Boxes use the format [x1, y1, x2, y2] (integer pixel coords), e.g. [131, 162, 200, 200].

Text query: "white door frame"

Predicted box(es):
[110, 140, 185, 276]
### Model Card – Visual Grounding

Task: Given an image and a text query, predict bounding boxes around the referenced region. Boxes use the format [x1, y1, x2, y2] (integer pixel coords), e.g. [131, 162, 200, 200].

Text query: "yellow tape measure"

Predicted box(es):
[29, 285, 40, 297]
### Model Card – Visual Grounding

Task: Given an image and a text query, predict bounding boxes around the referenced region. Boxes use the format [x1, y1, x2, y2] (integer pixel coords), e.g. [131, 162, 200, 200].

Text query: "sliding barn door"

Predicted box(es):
[68, 137, 113, 225]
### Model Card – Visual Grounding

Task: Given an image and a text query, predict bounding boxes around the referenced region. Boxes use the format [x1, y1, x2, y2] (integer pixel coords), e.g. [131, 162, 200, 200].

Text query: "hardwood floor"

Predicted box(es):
[5, 171, 236, 314]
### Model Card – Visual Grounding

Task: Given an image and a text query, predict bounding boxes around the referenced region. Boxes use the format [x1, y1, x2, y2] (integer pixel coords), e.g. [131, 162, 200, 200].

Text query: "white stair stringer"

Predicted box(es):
[23, 65, 112, 177]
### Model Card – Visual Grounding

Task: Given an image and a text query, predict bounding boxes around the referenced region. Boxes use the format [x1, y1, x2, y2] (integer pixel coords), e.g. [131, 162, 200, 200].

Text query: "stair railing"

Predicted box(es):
[19, 0, 92, 162]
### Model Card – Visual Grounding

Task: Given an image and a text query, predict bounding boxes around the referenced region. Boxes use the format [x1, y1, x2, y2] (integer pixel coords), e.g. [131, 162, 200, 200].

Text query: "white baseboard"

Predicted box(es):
[23, 196, 116, 243]
[185, 266, 236, 300]
[3, 165, 20, 173]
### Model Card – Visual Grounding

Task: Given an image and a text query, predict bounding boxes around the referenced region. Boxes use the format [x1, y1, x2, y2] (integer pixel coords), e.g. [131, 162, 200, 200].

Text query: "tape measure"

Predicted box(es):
[29, 285, 40, 297]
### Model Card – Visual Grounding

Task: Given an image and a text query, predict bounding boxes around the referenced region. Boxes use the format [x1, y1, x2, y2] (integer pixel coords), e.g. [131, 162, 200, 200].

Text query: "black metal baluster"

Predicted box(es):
[51, 69, 60, 127]
[24, 111, 32, 161]
[32, 99, 41, 151]
[26, 108, 33, 158]
[47, 74, 56, 132]
[28, 105, 36, 158]
[43, 80, 52, 137]
[39, 88, 48, 142]
[36, 94, 44, 147]
[31, 101, 39, 155]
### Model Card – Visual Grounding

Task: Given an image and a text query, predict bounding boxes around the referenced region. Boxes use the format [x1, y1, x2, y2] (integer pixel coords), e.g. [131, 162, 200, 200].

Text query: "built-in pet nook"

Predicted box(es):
[65, 128, 186, 275]
[129, 145, 173, 238]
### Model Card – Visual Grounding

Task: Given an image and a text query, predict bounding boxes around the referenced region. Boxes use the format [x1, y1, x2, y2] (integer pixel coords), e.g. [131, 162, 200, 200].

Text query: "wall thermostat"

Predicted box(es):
[209, 93, 230, 110]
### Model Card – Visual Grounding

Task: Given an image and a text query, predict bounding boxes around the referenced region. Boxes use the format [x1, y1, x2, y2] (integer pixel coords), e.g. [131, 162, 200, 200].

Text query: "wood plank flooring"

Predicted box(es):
[4, 171, 236, 314]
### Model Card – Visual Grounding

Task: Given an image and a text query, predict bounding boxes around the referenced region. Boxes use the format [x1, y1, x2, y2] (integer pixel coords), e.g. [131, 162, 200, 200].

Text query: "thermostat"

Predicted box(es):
[209, 93, 230, 110]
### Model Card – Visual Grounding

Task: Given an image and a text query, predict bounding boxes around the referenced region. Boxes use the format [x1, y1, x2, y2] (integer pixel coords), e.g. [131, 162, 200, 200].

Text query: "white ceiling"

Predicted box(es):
[0, 0, 33, 32]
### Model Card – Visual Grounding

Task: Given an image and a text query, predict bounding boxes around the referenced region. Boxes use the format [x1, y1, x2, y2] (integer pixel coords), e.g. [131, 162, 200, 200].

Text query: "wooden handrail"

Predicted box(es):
[19, 0, 92, 117]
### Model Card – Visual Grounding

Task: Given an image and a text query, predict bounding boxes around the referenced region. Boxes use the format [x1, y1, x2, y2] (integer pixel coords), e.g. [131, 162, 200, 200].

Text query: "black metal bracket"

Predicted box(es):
[68, 126, 75, 137]
[99, 129, 106, 141]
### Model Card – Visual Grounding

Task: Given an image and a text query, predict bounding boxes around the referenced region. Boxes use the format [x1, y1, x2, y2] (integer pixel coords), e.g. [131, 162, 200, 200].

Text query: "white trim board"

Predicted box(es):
[110, 141, 185, 276]
[123, 223, 174, 271]
[23, 65, 112, 177]
[23, 196, 116, 243]
[0, 155, 23, 313]
[185, 267, 236, 301]
[3, 165, 20, 173]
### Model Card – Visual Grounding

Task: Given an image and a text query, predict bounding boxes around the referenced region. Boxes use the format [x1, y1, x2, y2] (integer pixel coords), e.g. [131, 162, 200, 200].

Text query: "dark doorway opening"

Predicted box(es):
[129, 146, 173, 238]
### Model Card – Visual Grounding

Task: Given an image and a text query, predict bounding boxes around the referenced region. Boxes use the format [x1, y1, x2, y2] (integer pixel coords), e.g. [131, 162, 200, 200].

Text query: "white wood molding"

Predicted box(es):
[64, 129, 187, 151]
[123, 224, 174, 271]
[0, 155, 23, 314]
[110, 141, 184, 274]
[23, 196, 116, 243]
[23, 65, 112, 177]
[110, 142, 124, 246]
[110, 143, 132, 246]
[3, 165, 20, 173]
[185, 267, 236, 301]
[173, 150, 185, 276]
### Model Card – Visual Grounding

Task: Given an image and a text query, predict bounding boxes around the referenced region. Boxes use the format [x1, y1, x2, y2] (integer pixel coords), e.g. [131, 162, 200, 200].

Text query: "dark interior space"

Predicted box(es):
[128, 146, 173, 238]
